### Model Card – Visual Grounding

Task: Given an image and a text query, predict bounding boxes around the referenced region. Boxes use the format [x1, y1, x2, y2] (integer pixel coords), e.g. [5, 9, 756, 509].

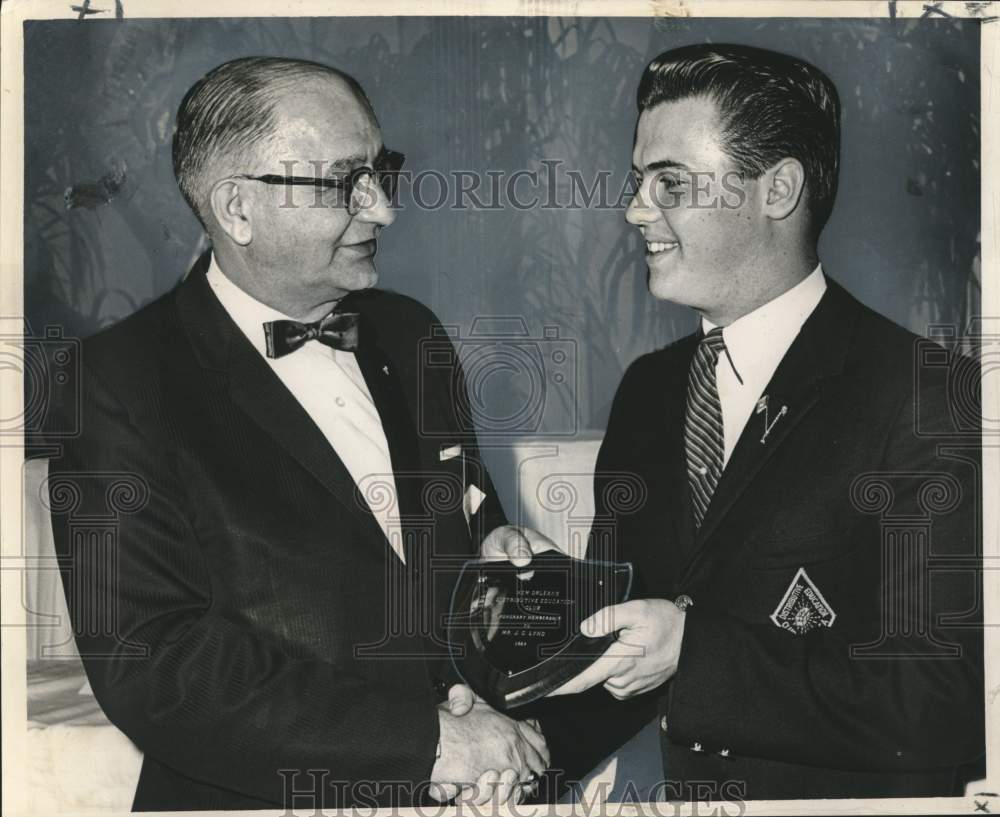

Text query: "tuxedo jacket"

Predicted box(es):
[48, 255, 506, 811]
[554, 280, 984, 801]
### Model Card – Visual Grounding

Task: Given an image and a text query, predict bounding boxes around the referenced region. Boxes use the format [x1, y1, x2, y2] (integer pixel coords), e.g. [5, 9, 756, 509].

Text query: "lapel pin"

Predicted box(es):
[756, 394, 788, 444]
[382, 365, 390, 375]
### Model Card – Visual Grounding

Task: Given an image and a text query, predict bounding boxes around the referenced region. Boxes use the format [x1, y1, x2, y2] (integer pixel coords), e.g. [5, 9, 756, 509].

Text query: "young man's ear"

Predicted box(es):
[762, 158, 806, 221]
[209, 180, 254, 245]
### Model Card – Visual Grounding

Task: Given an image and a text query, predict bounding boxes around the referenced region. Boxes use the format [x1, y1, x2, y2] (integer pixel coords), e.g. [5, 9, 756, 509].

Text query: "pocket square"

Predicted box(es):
[463, 484, 487, 525]
[440, 444, 462, 461]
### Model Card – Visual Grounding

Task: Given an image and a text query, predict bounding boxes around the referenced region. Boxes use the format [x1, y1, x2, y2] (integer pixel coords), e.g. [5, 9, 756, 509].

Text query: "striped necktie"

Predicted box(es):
[685, 327, 727, 529]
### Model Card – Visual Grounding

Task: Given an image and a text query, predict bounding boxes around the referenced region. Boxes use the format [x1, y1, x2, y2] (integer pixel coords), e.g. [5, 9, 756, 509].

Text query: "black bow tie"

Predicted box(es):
[263, 311, 360, 358]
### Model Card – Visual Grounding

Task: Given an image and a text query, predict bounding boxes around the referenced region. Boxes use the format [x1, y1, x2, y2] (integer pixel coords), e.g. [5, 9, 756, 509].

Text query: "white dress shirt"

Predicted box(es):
[206, 256, 404, 561]
[703, 265, 827, 467]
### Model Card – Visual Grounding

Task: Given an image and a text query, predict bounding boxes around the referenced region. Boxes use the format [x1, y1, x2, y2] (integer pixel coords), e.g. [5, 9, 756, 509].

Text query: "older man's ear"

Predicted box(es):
[210, 180, 254, 246]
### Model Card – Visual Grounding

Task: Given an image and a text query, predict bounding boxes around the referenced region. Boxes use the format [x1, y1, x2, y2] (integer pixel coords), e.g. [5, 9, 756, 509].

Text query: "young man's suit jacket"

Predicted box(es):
[47, 254, 506, 811]
[555, 279, 984, 800]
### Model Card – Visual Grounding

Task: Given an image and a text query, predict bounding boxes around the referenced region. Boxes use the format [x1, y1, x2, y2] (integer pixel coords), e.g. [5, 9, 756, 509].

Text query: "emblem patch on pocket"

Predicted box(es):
[770, 567, 836, 634]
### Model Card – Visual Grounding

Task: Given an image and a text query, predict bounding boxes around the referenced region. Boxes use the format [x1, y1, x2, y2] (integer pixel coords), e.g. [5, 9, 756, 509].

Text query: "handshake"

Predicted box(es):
[428, 525, 558, 805]
[427, 524, 689, 803]
[429, 683, 548, 805]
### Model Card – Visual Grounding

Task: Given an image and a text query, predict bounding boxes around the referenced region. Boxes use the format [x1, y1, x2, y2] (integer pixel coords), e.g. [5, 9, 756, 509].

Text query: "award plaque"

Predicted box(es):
[447, 550, 633, 711]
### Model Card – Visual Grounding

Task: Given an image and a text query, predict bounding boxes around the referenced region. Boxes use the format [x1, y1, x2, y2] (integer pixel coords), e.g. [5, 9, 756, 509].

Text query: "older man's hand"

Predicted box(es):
[444, 685, 543, 735]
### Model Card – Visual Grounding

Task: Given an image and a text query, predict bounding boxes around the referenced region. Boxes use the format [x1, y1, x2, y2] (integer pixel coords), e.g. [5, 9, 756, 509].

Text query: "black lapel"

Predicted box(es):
[350, 313, 427, 568]
[677, 281, 860, 584]
[657, 336, 699, 569]
[174, 259, 387, 548]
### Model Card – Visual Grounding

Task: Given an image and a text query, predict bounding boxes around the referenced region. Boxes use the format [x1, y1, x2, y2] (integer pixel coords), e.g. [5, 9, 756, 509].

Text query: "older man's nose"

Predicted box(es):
[354, 175, 396, 227]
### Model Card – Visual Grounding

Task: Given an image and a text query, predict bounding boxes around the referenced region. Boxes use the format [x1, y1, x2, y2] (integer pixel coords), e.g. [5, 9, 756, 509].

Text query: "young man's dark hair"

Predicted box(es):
[637, 43, 840, 239]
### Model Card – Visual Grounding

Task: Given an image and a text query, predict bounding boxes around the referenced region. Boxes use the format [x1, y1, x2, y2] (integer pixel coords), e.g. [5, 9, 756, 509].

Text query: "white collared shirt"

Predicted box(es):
[703, 264, 827, 467]
[206, 255, 404, 561]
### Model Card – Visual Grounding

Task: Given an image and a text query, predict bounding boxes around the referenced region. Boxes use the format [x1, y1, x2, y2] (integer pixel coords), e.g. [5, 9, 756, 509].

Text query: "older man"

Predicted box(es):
[504, 43, 984, 801]
[48, 56, 548, 811]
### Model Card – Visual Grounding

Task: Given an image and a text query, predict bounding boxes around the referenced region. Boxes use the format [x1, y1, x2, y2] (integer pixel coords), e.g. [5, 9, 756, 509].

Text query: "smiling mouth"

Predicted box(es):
[344, 239, 377, 257]
[646, 240, 679, 255]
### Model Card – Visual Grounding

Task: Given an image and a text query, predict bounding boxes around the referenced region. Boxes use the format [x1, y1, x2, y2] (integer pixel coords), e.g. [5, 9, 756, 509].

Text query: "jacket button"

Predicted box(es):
[432, 677, 449, 696]
[660, 716, 668, 733]
[675, 594, 694, 611]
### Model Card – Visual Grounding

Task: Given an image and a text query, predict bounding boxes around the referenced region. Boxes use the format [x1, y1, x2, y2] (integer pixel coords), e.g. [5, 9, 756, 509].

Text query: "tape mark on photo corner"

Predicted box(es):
[918, 1, 1000, 22]
[71, 0, 124, 20]
[965, 2, 999, 22]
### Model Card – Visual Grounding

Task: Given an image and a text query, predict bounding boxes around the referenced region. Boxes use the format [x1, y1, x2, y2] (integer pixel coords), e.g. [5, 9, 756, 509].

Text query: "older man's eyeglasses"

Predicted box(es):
[232, 149, 405, 215]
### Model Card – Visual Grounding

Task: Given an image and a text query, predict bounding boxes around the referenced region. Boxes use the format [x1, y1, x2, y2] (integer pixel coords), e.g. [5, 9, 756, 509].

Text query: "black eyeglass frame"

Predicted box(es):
[230, 148, 405, 214]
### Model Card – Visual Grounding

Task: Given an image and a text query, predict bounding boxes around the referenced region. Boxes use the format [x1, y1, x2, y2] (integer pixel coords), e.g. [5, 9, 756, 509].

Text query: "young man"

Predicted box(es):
[507, 43, 984, 801]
